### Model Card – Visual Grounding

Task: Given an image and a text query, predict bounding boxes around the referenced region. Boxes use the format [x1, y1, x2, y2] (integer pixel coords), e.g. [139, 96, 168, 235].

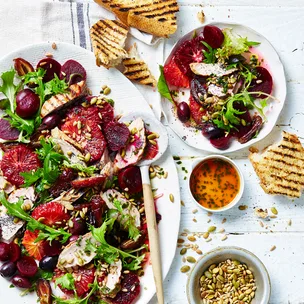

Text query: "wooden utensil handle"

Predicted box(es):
[142, 181, 164, 304]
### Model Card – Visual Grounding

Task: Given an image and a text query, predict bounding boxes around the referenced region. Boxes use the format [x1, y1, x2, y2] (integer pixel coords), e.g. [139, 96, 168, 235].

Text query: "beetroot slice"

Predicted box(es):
[111, 273, 140, 304]
[60, 59, 87, 85]
[118, 166, 143, 194]
[203, 25, 224, 49]
[16, 256, 38, 277]
[104, 121, 130, 152]
[37, 58, 61, 83]
[0, 119, 20, 140]
[248, 66, 273, 98]
[210, 135, 232, 150]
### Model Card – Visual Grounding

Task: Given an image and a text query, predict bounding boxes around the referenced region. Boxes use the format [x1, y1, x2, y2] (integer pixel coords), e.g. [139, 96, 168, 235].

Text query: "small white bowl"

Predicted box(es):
[188, 155, 244, 213]
[187, 246, 271, 304]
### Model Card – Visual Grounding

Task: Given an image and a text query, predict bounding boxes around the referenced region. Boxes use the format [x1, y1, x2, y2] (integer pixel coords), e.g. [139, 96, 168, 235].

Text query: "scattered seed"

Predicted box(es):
[196, 249, 203, 255]
[207, 212, 213, 216]
[197, 10, 205, 23]
[271, 207, 278, 215]
[52, 42, 57, 50]
[222, 218, 227, 224]
[218, 228, 225, 233]
[180, 265, 191, 273]
[103, 87, 111, 95]
[206, 238, 212, 242]
[181, 200, 185, 207]
[186, 256, 196, 263]
[238, 205, 248, 211]
[221, 235, 228, 241]
[288, 219, 292, 226]
[45, 52, 53, 58]
[84, 152, 91, 162]
[149, 139, 157, 146]
[203, 232, 209, 239]
[180, 248, 187, 255]
[177, 238, 184, 244]
[270, 245, 276, 251]
[193, 218, 197, 223]
[259, 221, 264, 228]
[147, 133, 158, 140]
[187, 235, 196, 242]
[192, 209, 198, 214]
[169, 193, 174, 202]
[208, 226, 216, 233]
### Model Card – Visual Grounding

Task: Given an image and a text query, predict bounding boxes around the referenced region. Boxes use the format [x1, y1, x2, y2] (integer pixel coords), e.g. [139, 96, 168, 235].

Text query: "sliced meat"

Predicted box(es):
[57, 232, 98, 271]
[114, 118, 146, 170]
[53, 188, 86, 208]
[0, 187, 35, 242]
[190, 62, 238, 77]
[0, 176, 15, 194]
[100, 260, 122, 298]
[40, 81, 88, 118]
[51, 127, 83, 151]
[52, 137, 86, 167]
[101, 189, 140, 228]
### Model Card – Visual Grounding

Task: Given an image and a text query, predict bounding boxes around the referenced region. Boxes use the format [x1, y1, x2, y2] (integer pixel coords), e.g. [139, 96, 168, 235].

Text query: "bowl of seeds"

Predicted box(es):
[187, 246, 271, 304]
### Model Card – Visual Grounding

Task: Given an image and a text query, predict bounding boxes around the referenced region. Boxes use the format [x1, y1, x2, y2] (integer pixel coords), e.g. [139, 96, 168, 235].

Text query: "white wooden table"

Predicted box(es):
[2, 1, 304, 303]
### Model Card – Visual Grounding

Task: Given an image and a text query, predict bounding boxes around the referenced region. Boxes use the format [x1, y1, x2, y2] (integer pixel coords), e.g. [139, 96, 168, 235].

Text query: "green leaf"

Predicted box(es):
[63, 160, 96, 176]
[0, 191, 71, 243]
[157, 65, 173, 104]
[20, 168, 43, 187]
[55, 273, 75, 290]
[216, 28, 260, 61]
[22, 68, 45, 105]
[91, 219, 145, 270]
[202, 42, 216, 64]
[225, 98, 246, 125]
[0, 69, 18, 112]
[44, 74, 68, 97]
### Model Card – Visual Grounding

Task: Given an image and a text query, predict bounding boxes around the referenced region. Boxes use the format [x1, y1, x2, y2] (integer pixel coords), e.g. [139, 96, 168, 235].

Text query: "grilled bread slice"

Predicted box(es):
[249, 131, 304, 198]
[94, 0, 179, 37]
[90, 19, 128, 68]
[123, 43, 156, 87]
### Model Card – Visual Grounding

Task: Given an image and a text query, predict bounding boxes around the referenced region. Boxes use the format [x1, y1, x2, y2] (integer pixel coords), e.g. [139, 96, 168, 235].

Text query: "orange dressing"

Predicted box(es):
[190, 158, 240, 210]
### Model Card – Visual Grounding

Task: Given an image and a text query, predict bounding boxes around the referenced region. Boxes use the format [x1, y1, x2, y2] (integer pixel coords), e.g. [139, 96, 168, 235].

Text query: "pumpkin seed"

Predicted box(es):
[203, 232, 209, 239]
[186, 256, 196, 263]
[208, 226, 216, 233]
[103, 87, 111, 95]
[271, 207, 278, 215]
[187, 235, 196, 242]
[180, 248, 187, 255]
[169, 193, 174, 202]
[270, 245, 276, 251]
[180, 266, 190, 273]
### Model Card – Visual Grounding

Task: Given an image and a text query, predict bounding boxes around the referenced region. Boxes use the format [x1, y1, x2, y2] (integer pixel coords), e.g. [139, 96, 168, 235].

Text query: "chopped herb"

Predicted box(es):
[202, 42, 217, 64]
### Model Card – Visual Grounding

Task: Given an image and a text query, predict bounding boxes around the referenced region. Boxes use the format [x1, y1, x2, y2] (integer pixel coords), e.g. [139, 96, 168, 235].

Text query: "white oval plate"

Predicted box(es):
[162, 22, 287, 153]
[0, 42, 180, 304]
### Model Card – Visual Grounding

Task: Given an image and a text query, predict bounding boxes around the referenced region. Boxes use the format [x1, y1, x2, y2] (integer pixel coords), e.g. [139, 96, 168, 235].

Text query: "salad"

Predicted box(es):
[158, 25, 274, 150]
[0, 55, 160, 304]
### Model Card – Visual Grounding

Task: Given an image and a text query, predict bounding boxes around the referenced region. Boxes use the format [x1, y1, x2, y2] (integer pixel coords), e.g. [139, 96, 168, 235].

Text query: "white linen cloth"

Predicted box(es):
[0, 0, 163, 119]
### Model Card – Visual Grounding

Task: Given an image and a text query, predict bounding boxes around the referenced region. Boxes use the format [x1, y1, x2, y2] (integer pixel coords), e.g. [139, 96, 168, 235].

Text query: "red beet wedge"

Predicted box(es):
[203, 25, 224, 49]
[0, 119, 20, 140]
[37, 58, 61, 83]
[104, 121, 130, 151]
[118, 166, 143, 194]
[16, 256, 38, 277]
[248, 66, 273, 98]
[60, 59, 87, 85]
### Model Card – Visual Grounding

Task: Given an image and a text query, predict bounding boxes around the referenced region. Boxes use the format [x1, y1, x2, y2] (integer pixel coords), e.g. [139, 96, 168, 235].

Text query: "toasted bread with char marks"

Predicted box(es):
[90, 19, 128, 69]
[94, 0, 179, 37]
[249, 131, 304, 198]
[123, 43, 156, 87]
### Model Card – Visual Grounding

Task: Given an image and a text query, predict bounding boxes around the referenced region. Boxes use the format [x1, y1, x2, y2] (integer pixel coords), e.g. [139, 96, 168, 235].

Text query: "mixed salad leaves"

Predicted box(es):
[158, 25, 275, 150]
[0, 55, 160, 304]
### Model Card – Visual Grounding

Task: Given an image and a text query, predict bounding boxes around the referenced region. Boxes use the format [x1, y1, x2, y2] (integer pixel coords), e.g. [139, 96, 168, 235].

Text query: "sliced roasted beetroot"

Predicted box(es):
[0, 119, 20, 140]
[118, 166, 143, 194]
[43, 240, 62, 257]
[90, 195, 106, 228]
[98, 102, 114, 127]
[175, 37, 206, 76]
[49, 168, 77, 197]
[248, 66, 273, 98]
[210, 135, 232, 150]
[37, 58, 61, 82]
[110, 273, 140, 304]
[203, 25, 224, 49]
[104, 121, 130, 152]
[16, 256, 38, 277]
[60, 59, 87, 85]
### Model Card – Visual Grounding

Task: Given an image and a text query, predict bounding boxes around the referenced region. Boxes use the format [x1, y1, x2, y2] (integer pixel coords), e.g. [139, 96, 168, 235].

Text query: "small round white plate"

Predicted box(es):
[0, 42, 181, 304]
[162, 22, 287, 153]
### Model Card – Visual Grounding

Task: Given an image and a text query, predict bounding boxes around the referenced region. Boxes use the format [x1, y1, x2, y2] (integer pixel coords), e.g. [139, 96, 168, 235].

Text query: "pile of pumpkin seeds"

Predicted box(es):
[199, 259, 256, 304]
